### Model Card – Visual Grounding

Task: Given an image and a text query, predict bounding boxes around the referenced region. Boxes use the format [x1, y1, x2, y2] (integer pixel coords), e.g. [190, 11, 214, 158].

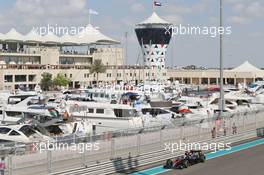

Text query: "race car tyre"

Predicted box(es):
[200, 155, 205, 163]
[183, 160, 189, 168]
[179, 165, 184, 169]
[165, 159, 173, 168]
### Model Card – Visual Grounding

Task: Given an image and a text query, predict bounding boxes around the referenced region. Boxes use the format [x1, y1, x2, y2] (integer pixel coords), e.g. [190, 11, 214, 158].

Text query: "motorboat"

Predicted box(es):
[65, 101, 144, 131]
[0, 94, 62, 125]
[0, 124, 53, 144]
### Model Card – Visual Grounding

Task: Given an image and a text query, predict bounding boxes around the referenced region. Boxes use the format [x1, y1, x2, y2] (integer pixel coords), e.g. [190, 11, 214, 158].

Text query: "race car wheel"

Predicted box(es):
[183, 160, 189, 168]
[200, 155, 205, 163]
[166, 159, 173, 168]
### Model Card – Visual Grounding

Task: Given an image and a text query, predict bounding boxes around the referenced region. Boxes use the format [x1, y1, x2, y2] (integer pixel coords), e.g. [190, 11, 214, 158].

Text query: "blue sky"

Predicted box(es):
[0, 0, 263, 68]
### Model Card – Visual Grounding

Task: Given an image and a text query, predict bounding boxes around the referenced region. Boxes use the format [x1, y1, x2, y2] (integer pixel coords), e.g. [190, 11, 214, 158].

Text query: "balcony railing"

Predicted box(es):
[0, 49, 41, 55]
[0, 64, 150, 70]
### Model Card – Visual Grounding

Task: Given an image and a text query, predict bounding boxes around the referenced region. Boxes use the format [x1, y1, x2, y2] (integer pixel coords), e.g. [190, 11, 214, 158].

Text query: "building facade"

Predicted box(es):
[0, 45, 168, 90]
[167, 61, 264, 86]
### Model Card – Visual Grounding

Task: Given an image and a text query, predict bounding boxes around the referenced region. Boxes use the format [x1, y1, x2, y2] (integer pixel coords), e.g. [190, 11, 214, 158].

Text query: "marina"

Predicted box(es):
[0, 0, 263, 175]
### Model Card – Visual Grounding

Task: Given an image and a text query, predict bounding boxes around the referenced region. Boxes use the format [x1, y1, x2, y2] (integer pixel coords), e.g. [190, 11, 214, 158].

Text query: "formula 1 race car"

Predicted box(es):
[163, 150, 206, 169]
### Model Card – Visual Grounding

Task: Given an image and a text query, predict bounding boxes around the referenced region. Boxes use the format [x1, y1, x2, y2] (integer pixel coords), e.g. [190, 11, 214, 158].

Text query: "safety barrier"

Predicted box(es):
[50, 129, 257, 175]
[4, 109, 264, 175]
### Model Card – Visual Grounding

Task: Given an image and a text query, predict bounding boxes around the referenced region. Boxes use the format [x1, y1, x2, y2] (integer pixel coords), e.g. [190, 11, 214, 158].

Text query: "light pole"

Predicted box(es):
[219, 0, 225, 116]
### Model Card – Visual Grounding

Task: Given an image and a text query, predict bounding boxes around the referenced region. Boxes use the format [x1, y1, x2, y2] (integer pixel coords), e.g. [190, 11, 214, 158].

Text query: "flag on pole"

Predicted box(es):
[154, 1, 162, 6]
[89, 9, 98, 15]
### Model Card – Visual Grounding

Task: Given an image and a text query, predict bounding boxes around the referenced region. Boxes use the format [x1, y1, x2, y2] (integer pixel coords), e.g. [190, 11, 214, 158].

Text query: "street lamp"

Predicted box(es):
[219, 0, 225, 116]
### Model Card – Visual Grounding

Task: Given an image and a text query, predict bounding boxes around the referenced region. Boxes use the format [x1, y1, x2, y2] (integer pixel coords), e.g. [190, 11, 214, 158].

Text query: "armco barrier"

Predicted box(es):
[50, 129, 258, 175]
[5, 109, 264, 175]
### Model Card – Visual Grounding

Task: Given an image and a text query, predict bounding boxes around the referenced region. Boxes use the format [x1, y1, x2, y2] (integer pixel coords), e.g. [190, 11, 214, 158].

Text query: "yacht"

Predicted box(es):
[0, 94, 62, 125]
[0, 124, 53, 144]
[65, 101, 144, 131]
[141, 107, 173, 127]
[44, 120, 93, 137]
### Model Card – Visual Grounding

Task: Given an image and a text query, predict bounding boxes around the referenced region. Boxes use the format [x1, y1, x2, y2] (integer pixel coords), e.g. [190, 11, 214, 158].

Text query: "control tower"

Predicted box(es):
[135, 12, 172, 69]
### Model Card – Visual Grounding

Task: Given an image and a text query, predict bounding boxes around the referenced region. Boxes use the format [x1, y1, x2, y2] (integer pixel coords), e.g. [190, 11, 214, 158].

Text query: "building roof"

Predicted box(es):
[137, 12, 172, 26]
[76, 24, 120, 45]
[0, 33, 4, 41]
[24, 30, 43, 43]
[0, 24, 119, 45]
[4, 28, 25, 42]
[231, 61, 261, 72]
[60, 33, 80, 45]
[42, 31, 60, 44]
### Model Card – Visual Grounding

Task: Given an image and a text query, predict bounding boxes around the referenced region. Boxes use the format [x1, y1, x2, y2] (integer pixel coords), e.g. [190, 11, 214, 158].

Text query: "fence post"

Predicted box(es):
[137, 134, 141, 155]
[198, 122, 202, 139]
[110, 138, 115, 159]
[47, 150, 52, 174]
[180, 125, 184, 139]
[7, 155, 12, 175]
[81, 150, 86, 167]
[160, 129, 163, 149]
[243, 114, 246, 131]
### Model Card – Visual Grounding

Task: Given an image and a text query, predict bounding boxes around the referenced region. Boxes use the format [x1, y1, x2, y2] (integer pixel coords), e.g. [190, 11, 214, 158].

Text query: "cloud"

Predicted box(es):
[13, 0, 87, 17]
[130, 3, 145, 12]
[161, 0, 213, 24]
[163, 14, 184, 24]
[165, 5, 191, 15]
[249, 32, 264, 37]
[0, 0, 90, 32]
[228, 1, 264, 24]
[227, 16, 250, 24]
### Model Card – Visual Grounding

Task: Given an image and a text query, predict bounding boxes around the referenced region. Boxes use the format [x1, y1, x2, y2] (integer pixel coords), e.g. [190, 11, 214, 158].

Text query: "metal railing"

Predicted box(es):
[2, 108, 264, 175]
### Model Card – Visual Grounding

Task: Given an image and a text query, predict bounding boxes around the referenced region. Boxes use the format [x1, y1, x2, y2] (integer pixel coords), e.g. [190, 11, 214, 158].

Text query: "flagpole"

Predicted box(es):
[88, 13, 91, 24]
[219, 0, 225, 116]
[152, 0, 155, 12]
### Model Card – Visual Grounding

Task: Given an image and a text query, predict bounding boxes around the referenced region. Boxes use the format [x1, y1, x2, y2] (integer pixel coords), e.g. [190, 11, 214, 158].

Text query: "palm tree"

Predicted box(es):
[90, 59, 106, 86]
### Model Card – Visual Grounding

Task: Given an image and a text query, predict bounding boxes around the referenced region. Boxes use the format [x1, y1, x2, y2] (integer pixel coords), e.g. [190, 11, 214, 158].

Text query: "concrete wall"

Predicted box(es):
[40, 47, 60, 65]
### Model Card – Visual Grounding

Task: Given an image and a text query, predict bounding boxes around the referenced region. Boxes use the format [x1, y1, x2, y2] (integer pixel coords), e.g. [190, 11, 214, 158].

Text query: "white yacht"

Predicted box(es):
[0, 124, 53, 144]
[44, 120, 93, 137]
[141, 107, 173, 127]
[0, 94, 62, 124]
[65, 101, 144, 131]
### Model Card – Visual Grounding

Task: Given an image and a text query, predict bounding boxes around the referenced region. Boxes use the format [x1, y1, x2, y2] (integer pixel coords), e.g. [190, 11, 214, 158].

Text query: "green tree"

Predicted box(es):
[53, 73, 70, 87]
[40, 72, 53, 91]
[90, 59, 106, 86]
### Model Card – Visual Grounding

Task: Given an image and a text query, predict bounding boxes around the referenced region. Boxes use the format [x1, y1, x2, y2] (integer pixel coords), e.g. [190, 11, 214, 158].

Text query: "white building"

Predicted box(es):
[0, 25, 167, 90]
[167, 61, 264, 85]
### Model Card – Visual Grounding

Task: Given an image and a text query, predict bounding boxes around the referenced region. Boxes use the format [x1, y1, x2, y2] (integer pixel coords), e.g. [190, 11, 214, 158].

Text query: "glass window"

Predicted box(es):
[96, 108, 104, 114]
[28, 75, 36, 82]
[0, 127, 11, 134]
[4, 75, 12, 82]
[114, 109, 136, 117]
[19, 125, 36, 137]
[15, 75, 27, 82]
[6, 111, 22, 117]
[88, 108, 94, 113]
[9, 130, 20, 136]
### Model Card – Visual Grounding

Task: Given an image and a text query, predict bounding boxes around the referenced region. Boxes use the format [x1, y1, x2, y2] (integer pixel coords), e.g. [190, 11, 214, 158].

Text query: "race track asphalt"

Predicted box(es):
[160, 143, 264, 175]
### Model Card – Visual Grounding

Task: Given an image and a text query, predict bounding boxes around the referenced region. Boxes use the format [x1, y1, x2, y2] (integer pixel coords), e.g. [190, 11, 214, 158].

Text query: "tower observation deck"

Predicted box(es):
[135, 12, 172, 69]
